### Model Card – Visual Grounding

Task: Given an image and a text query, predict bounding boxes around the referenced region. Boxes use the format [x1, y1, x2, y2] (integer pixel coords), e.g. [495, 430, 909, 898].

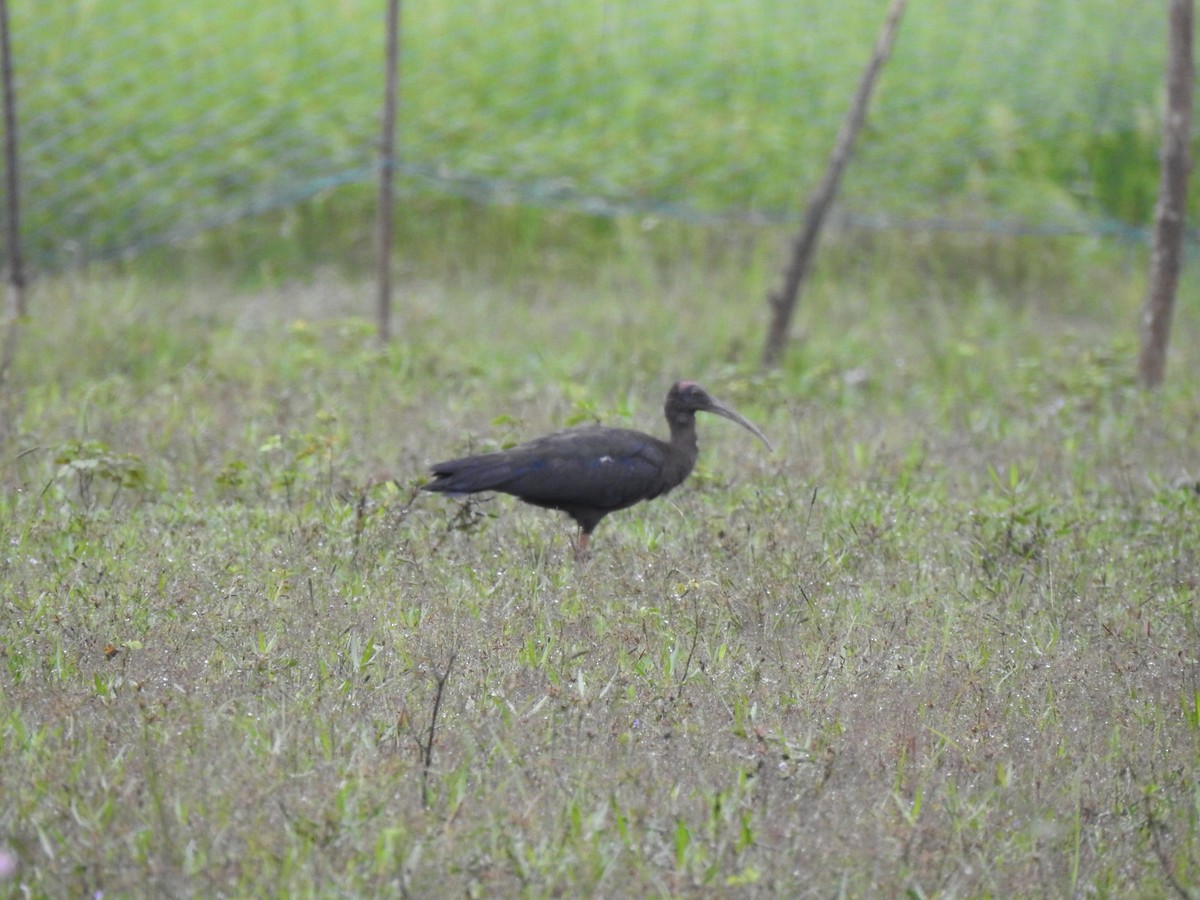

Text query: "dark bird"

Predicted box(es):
[422, 381, 772, 558]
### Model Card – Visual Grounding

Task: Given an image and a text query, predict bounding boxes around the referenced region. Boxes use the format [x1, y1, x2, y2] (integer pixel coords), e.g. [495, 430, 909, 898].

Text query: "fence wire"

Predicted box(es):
[0, 0, 1172, 273]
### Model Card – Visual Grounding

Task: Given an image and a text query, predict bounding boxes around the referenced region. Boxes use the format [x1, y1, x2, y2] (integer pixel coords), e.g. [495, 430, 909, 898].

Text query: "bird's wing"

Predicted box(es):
[497, 428, 671, 509]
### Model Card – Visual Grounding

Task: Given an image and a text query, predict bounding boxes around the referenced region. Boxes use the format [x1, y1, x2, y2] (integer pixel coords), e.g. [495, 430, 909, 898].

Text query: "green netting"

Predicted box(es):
[0, 0, 1173, 272]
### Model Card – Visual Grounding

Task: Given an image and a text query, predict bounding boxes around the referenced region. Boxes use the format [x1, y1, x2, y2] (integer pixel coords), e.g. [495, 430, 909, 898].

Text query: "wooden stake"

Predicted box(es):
[375, 0, 402, 344]
[762, 0, 908, 369]
[0, 0, 25, 317]
[0, 0, 25, 390]
[1137, 0, 1193, 388]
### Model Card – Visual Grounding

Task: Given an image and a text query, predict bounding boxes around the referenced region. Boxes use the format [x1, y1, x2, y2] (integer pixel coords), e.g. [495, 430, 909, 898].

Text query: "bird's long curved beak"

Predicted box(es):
[707, 399, 773, 452]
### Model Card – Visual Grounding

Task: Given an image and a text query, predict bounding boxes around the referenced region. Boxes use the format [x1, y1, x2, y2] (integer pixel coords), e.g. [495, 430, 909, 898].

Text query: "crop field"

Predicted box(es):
[0, 227, 1197, 895]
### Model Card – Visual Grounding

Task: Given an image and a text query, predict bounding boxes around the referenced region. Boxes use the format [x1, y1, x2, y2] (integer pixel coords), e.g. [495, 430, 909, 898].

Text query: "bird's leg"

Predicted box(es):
[574, 530, 591, 562]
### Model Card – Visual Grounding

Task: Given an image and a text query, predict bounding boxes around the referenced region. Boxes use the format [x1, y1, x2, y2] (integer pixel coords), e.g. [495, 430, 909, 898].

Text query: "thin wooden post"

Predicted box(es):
[376, 0, 401, 344]
[1137, 0, 1193, 388]
[0, 0, 25, 321]
[762, 0, 907, 369]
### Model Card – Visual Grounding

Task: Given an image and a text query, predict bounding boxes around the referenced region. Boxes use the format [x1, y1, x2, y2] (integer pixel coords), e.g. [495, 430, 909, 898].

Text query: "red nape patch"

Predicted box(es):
[676, 380, 697, 389]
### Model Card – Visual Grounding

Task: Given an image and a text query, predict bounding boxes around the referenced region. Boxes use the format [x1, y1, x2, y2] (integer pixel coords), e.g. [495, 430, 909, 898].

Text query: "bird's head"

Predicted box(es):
[667, 381, 772, 451]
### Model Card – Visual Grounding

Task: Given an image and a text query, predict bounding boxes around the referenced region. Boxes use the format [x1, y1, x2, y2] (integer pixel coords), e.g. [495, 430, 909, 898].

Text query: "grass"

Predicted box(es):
[0, 228, 1198, 896]
[16, 0, 1170, 271]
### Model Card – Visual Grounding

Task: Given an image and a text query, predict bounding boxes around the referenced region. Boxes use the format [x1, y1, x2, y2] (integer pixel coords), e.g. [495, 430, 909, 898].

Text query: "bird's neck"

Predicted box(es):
[667, 418, 700, 480]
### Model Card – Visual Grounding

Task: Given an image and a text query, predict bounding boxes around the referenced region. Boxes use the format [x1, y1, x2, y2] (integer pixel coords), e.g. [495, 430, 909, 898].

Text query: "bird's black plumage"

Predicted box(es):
[422, 381, 771, 556]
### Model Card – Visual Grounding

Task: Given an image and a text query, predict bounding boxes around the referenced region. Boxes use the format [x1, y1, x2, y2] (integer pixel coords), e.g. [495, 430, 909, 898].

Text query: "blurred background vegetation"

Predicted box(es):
[0, 0, 1175, 281]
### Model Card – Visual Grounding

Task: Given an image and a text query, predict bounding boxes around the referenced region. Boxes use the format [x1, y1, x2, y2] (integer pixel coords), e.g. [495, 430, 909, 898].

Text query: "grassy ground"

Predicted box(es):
[0, 232, 1198, 896]
[20, 0, 1167, 270]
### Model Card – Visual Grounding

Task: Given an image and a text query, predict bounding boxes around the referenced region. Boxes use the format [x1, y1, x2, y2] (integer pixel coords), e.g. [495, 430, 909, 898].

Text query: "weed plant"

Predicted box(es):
[0, 232, 1197, 895]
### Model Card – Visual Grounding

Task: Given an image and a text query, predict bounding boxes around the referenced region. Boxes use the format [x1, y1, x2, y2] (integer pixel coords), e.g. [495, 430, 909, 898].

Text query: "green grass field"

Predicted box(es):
[1, 229, 1197, 895]
[18, 0, 1169, 270]
[4, 1, 1196, 895]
